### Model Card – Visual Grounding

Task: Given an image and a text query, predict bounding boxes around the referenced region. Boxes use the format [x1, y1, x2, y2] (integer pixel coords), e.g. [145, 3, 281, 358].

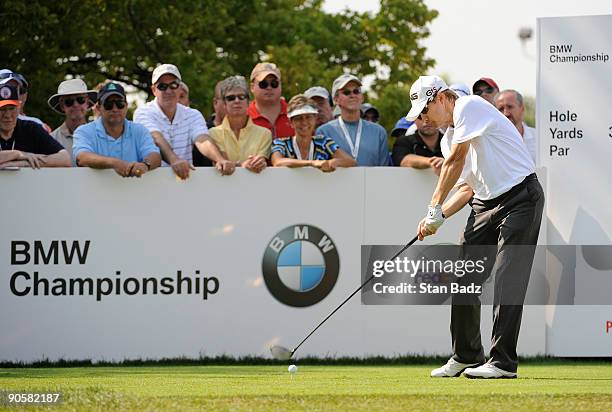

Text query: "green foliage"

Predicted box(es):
[524, 95, 536, 127]
[0, 0, 437, 131]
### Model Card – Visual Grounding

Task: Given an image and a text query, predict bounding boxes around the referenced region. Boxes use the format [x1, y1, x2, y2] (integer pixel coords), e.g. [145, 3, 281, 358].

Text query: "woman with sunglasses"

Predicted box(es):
[206, 76, 272, 174]
[271, 95, 356, 172]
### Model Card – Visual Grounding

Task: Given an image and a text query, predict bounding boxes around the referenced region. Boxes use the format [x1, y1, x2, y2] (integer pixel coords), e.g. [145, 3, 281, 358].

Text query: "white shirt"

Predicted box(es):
[522, 123, 537, 165]
[133, 99, 208, 165]
[447, 96, 535, 200]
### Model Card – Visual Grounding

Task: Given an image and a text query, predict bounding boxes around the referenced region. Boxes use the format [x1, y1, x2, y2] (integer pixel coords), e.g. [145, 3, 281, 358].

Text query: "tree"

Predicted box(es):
[1, 0, 437, 131]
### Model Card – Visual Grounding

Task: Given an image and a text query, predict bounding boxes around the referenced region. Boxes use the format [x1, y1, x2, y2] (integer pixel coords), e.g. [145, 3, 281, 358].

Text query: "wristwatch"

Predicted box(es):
[142, 159, 152, 170]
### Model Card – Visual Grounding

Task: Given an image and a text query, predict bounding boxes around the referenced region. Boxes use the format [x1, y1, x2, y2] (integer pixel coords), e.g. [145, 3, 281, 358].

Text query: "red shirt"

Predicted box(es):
[247, 99, 294, 139]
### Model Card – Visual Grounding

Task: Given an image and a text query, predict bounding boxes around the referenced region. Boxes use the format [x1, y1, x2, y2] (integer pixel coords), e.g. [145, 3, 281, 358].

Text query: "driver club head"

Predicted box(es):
[270, 345, 294, 360]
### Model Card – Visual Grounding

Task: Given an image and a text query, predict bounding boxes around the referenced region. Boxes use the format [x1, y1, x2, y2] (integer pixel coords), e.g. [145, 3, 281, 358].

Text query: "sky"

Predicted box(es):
[323, 0, 611, 97]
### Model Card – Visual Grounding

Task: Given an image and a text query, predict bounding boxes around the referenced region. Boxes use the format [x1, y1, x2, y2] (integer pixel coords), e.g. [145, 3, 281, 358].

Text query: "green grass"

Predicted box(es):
[1, 363, 611, 411]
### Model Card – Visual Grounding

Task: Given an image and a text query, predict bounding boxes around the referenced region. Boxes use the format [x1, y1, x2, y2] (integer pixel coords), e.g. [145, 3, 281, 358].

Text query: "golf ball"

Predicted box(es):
[288, 364, 298, 373]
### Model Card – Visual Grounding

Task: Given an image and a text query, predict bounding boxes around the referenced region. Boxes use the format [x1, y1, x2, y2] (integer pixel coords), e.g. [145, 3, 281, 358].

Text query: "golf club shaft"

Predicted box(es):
[292, 235, 419, 355]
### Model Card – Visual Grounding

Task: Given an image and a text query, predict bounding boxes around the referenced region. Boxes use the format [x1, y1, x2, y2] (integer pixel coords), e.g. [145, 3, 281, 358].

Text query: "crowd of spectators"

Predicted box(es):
[0, 64, 536, 176]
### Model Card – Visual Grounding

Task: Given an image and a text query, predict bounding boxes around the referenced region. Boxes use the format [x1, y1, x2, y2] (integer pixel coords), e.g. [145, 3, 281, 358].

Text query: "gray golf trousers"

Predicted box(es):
[451, 173, 544, 373]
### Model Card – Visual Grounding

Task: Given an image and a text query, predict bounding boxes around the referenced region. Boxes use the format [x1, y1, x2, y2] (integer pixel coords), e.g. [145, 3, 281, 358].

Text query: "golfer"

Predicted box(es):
[407, 76, 544, 379]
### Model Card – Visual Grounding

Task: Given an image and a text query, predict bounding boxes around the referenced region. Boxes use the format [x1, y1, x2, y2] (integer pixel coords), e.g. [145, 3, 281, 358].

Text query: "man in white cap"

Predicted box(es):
[134, 64, 234, 178]
[304, 86, 333, 128]
[316, 74, 389, 166]
[48, 79, 97, 157]
[408, 75, 544, 379]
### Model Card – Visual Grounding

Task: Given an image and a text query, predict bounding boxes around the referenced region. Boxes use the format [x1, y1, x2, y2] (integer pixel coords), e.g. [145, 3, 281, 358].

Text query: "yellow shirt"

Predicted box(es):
[209, 117, 272, 162]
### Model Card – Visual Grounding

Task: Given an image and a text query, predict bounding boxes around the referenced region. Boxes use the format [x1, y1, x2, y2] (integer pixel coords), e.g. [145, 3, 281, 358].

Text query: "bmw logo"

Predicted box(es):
[262, 224, 340, 307]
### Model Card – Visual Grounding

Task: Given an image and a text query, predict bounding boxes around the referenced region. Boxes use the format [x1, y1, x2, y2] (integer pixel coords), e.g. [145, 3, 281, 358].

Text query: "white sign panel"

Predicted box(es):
[538, 14, 612, 355]
[0, 168, 549, 362]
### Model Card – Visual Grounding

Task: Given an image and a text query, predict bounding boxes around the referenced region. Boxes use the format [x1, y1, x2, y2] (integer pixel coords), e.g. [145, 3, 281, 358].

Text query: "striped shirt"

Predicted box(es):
[272, 135, 338, 160]
[133, 99, 208, 165]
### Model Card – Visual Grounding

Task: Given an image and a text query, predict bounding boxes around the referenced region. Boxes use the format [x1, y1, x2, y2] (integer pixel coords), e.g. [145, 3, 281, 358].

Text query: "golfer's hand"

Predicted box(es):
[171, 159, 194, 180]
[417, 218, 436, 240]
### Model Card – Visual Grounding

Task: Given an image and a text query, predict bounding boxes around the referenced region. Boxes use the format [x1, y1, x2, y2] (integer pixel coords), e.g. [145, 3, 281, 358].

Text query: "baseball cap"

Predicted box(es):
[287, 104, 319, 119]
[472, 77, 499, 93]
[406, 75, 449, 121]
[332, 74, 362, 97]
[152, 64, 182, 84]
[391, 117, 413, 137]
[98, 82, 126, 103]
[304, 86, 330, 100]
[361, 103, 379, 115]
[0, 84, 21, 108]
[250, 63, 281, 82]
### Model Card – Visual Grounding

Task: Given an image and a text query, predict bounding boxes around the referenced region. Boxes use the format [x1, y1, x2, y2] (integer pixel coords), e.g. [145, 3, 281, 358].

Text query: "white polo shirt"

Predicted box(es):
[522, 122, 537, 165]
[134, 99, 208, 164]
[444, 96, 535, 200]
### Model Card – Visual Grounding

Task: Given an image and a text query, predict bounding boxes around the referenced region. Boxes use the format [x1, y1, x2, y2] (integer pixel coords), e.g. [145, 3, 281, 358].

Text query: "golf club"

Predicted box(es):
[270, 235, 419, 360]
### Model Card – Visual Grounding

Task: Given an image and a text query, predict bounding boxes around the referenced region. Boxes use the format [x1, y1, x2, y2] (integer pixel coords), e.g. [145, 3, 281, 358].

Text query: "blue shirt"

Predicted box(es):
[316, 118, 389, 166]
[272, 135, 338, 160]
[73, 118, 159, 163]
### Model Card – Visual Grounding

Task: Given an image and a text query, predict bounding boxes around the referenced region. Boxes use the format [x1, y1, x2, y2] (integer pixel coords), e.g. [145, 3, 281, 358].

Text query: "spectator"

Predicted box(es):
[472, 77, 499, 105]
[495, 89, 536, 163]
[0, 69, 51, 132]
[73, 82, 161, 177]
[47, 79, 97, 158]
[390, 118, 415, 139]
[392, 116, 444, 175]
[207, 76, 271, 174]
[134, 64, 232, 179]
[207, 80, 225, 129]
[361, 103, 380, 123]
[247, 62, 294, 139]
[450, 83, 470, 97]
[304, 86, 333, 128]
[0, 84, 71, 168]
[177, 81, 190, 107]
[317, 74, 389, 166]
[271, 95, 356, 171]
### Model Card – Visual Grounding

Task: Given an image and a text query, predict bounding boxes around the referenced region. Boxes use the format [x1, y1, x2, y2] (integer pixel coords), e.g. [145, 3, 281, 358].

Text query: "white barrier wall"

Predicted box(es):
[1, 168, 548, 362]
[538, 14, 612, 355]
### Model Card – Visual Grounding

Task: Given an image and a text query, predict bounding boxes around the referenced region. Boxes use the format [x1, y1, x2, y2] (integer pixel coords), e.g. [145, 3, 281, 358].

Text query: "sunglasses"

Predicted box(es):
[340, 88, 361, 96]
[474, 86, 496, 96]
[224, 94, 248, 102]
[102, 99, 126, 110]
[156, 81, 180, 91]
[258, 79, 279, 89]
[62, 96, 88, 107]
[417, 95, 438, 119]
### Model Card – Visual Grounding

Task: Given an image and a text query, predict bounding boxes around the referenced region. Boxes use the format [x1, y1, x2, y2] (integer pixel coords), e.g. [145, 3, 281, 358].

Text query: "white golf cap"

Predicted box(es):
[331, 74, 361, 97]
[304, 86, 330, 100]
[288, 104, 319, 119]
[152, 64, 182, 84]
[406, 75, 449, 121]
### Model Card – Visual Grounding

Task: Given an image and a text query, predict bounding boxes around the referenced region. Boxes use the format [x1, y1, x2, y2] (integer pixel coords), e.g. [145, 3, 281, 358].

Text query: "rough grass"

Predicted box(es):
[1, 363, 611, 411]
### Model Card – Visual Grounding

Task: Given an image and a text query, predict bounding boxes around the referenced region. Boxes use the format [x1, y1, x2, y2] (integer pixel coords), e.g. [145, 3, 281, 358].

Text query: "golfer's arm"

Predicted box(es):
[430, 141, 469, 206]
[442, 184, 473, 218]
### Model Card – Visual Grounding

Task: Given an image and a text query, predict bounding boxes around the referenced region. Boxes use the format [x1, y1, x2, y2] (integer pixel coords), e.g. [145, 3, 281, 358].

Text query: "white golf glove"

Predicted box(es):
[424, 204, 445, 232]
